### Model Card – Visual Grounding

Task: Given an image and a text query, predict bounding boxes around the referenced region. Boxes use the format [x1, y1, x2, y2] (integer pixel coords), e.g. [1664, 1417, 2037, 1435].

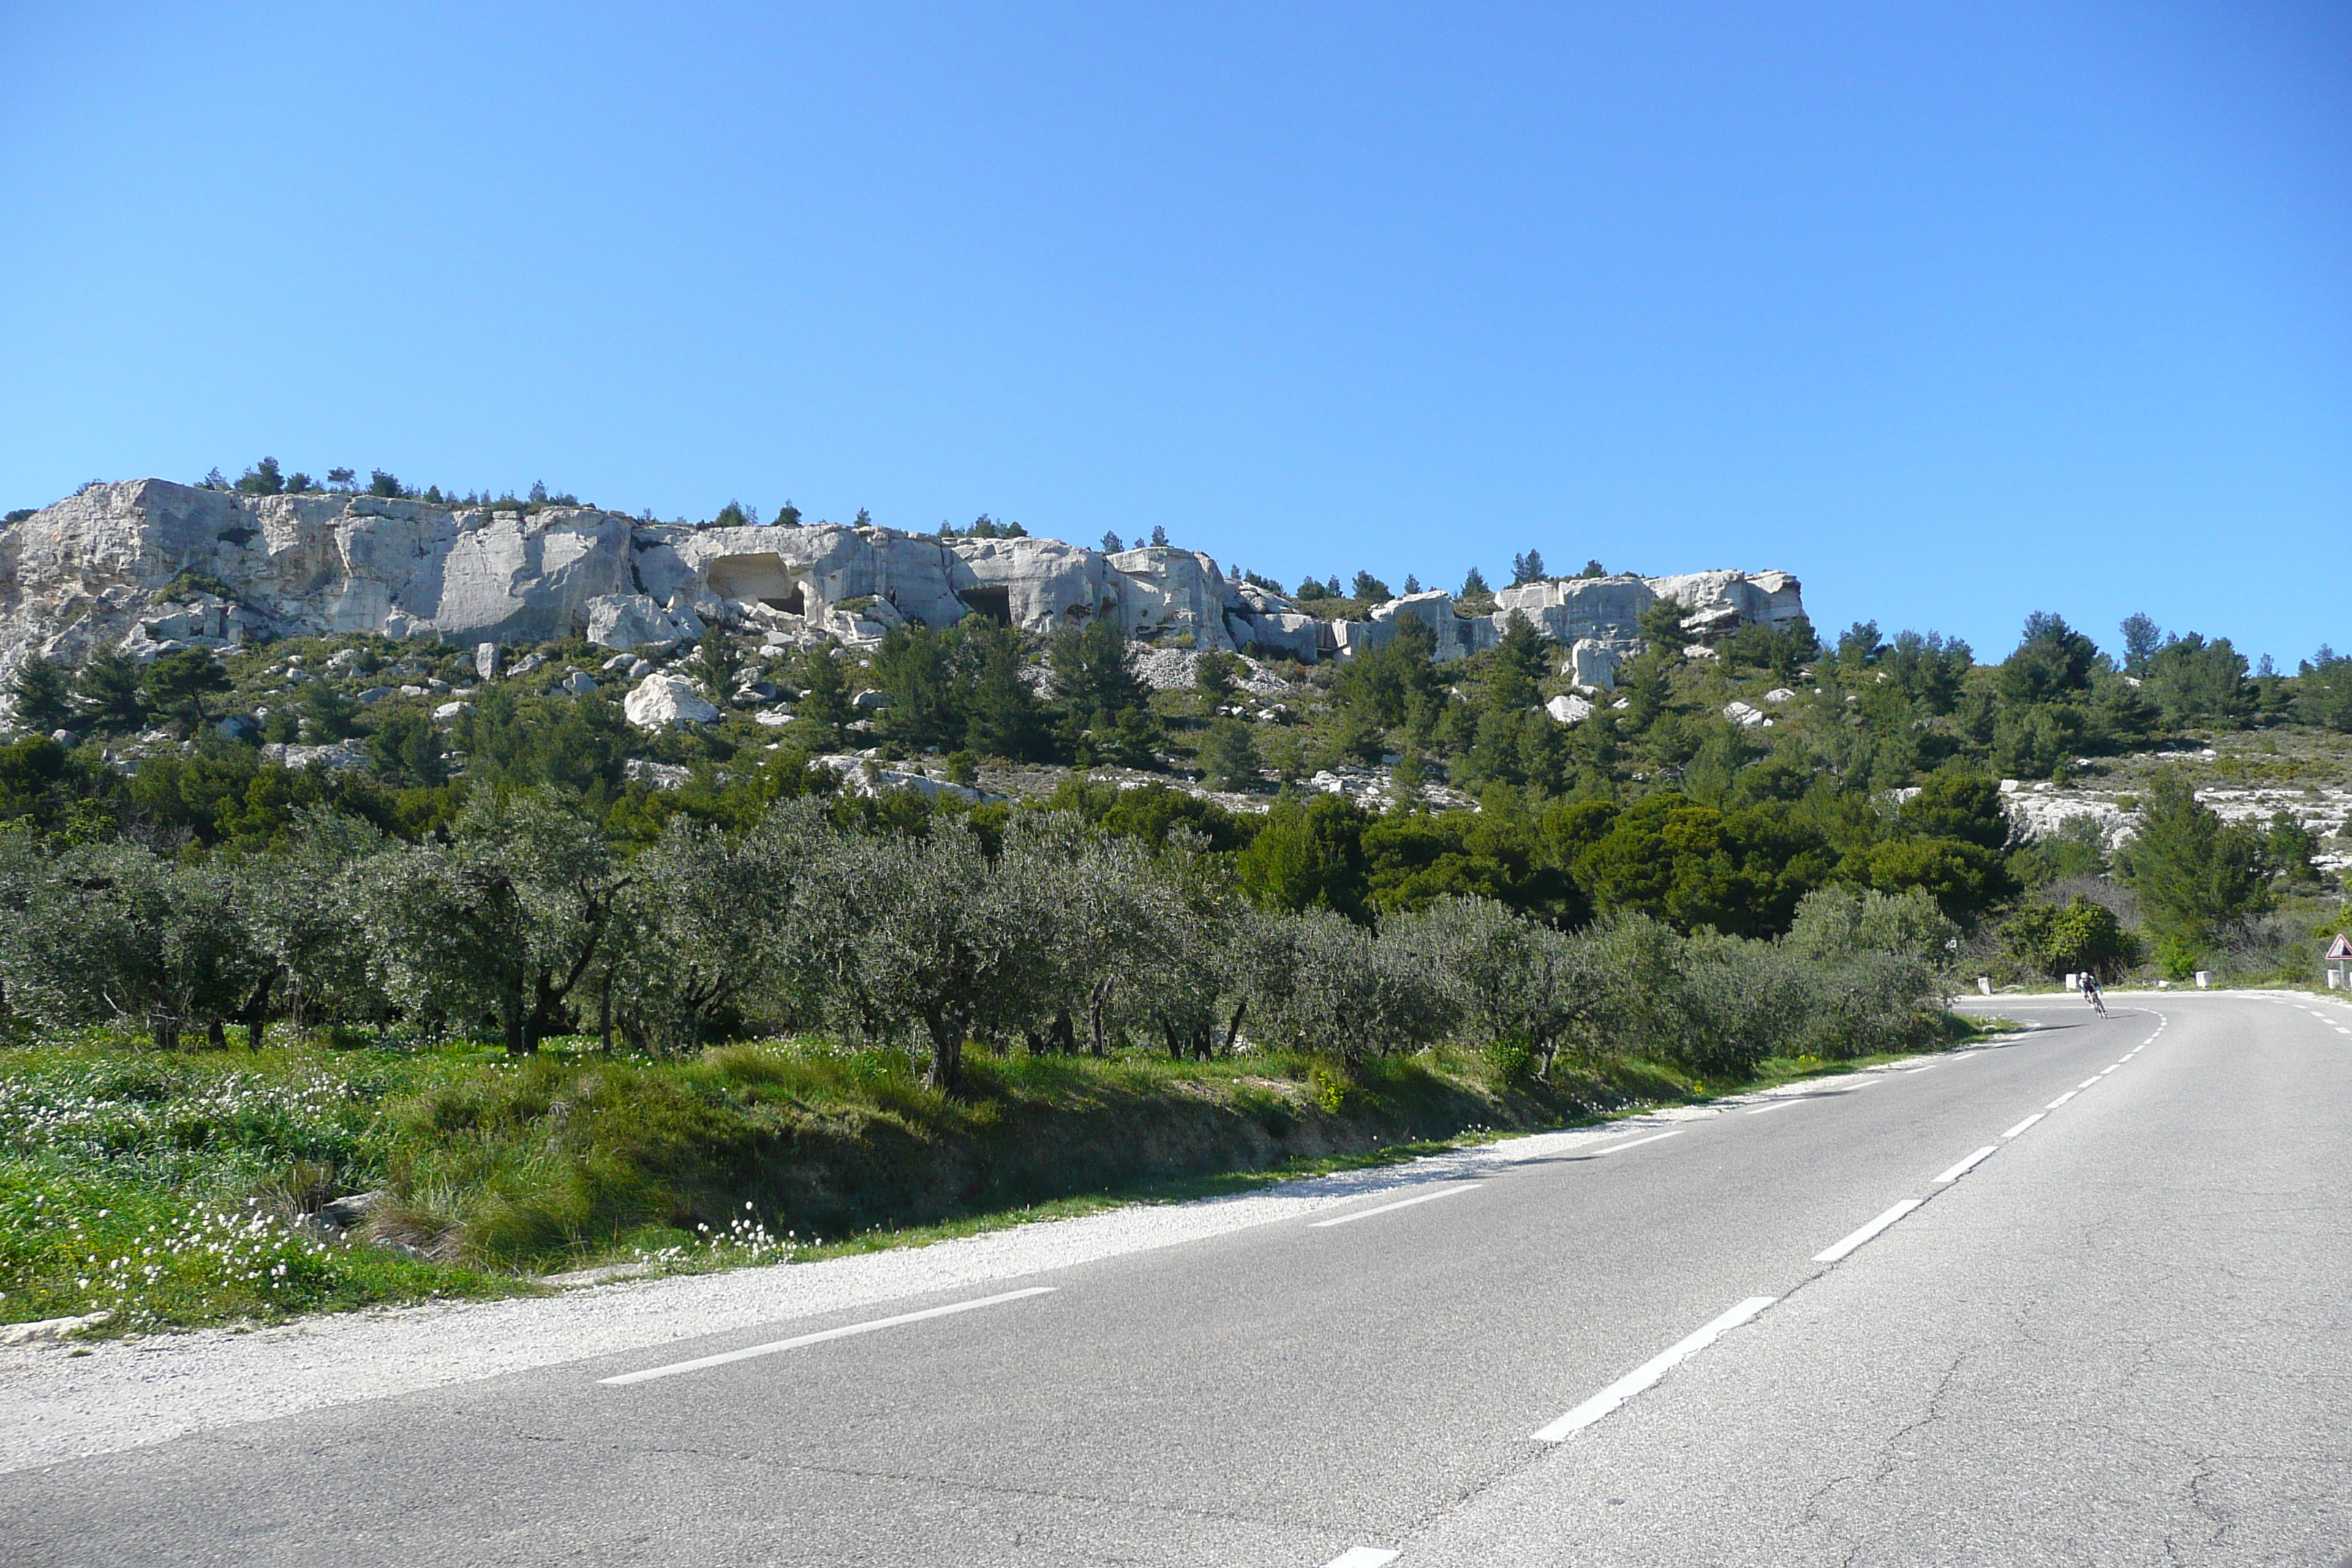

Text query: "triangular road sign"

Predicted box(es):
[2326, 933, 2352, 961]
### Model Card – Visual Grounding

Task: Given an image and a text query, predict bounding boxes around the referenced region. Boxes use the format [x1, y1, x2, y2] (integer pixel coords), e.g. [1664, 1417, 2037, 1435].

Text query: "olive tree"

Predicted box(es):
[1384, 897, 1575, 1076]
[803, 820, 1054, 1092]
[362, 791, 627, 1053]
[1248, 908, 1454, 1067]
[611, 799, 832, 1052]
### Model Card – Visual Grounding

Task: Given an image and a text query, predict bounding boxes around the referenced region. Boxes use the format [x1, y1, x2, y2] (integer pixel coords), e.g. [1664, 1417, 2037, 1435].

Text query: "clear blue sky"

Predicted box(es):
[3, 3, 2346, 667]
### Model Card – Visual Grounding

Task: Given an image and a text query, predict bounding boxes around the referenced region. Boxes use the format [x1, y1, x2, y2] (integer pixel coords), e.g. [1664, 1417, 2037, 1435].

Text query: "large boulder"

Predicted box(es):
[623, 674, 720, 729]
[585, 593, 704, 651]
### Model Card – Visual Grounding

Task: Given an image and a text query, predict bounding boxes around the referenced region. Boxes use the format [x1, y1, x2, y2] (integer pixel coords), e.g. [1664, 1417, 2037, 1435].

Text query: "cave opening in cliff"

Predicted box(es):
[958, 584, 1012, 625]
[706, 554, 804, 615]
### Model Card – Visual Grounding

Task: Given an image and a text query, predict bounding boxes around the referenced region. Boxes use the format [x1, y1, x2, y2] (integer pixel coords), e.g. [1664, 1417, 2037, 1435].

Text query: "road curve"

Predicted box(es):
[1, 991, 2345, 1566]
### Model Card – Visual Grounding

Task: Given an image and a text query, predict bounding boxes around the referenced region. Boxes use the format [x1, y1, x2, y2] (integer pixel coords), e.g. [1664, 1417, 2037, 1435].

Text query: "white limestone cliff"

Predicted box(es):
[0, 480, 1807, 685]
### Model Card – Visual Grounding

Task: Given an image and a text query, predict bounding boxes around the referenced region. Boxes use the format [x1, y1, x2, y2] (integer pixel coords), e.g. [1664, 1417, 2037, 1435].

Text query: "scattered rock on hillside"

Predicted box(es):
[623, 674, 719, 729]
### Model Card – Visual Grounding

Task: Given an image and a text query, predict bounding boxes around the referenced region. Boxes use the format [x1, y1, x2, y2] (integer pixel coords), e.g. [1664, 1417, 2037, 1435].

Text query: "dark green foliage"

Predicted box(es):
[1362, 808, 1579, 923]
[1458, 566, 1491, 600]
[1718, 616, 1821, 682]
[298, 678, 358, 742]
[1509, 551, 1546, 587]
[145, 649, 233, 736]
[369, 711, 448, 788]
[870, 618, 1053, 761]
[1194, 651, 1239, 699]
[2114, 771, 2270, 951]
[1997, 611, 2099, 706]
[2000, 896, 2136, 981]
[1050, 616, 1156, 763]
[235, 457, 284, 496]
[794, 644, 853, 750]
[695, 629, 739, 701]
[8, 656, 72, 734]
[1637, 596, 1694, 655]
[367, 470, 402, 498]
[2119, 613, 2163, 675]
[2296, 649, 2352, 732]
[2263, 810, 2322, 888]
[1038, 778, 1256, 856]
[1570, 792, 1832, 938]
[2141, 633, 2251, 728]
[1235, 794, 1371, 921]
[453, 686, 628, 798]
[713, 500, 752, 528]
[74, 646, 148, 735]
[1351, 571, 1391, 602]
[1334, 615, 1443, 731]
[1200, 718, 1264, 791]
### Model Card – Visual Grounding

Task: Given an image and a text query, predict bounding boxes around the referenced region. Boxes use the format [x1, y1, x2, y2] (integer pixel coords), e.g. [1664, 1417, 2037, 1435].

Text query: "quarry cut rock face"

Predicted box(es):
[0, 479, 1807, 678]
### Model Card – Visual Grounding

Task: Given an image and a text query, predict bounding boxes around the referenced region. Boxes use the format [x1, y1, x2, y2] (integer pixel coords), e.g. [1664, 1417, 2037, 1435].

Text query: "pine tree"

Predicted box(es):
[696, 630, 739, 700]
[794, 645, 852, 749]
[8, 655, 72, 733]
[1196, 717, 1262, 791]
[75, 645, 148, 734]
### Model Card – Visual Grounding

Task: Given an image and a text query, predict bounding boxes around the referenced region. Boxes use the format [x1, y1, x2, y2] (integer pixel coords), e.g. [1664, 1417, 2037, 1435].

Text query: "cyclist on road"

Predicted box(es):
[2081, 971, 2106, 1016]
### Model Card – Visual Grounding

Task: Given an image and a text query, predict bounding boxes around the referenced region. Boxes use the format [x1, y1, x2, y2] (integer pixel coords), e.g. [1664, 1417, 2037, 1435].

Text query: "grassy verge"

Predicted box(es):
[1, 1022, 1994, 1333]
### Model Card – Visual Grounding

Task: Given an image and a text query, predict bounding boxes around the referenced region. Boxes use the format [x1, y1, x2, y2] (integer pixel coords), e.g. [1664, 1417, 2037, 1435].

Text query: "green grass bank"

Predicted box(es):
[1, 1026, 1986, 1333]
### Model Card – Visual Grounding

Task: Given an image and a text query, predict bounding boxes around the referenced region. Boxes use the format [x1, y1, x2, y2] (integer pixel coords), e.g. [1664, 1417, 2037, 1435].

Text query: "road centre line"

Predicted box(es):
[1746, 1101, 1797, 1115]
[1530, 1295, 1779, 1441]
[2078, 1077, 2102, 1088]
[1814, 1200, 1923, 1263]
[1322, 1550, 1401, 1568]
[2047, 1090, 2077, 1107]
[1591, 1131, 1684, 1156]
[2002, 1113, 2044, 1139]
[1933, 1146, 1999, 1184]
[598, 1288, 1058, 1386]
[1310, 1183, 1482, 1228]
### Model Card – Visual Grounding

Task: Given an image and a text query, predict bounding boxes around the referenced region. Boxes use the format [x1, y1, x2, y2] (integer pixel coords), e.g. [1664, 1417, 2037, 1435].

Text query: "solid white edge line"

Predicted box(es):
[1311, 1183, 1484, 1228]
[598, 1287, 1058, 1386]
[2046, 1091, 2076, 1107]
[1322, 1550, 1401, 1568]
[2001, 1112, 2044, 1139]
[1813, 1199, 1923, 1263]
[1530, 1295, 1779, 1441]
[1933, 1145, 1999, 1183]
[1591, 1130, 1684, 1156]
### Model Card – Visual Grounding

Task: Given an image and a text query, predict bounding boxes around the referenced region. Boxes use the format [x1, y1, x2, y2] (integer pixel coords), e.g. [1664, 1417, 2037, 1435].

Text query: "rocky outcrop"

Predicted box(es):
[0, 480, 1808, 685]
[623, 674, 720, 730]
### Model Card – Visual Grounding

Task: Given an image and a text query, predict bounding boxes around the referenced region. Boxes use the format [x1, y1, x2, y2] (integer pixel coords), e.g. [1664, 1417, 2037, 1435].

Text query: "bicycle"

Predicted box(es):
[2082, 979, 2107, 1017]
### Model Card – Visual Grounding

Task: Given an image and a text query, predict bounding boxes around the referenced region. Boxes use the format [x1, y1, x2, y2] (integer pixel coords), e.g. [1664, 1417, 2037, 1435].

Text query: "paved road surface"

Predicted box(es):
[3, 991, 2347, 1565]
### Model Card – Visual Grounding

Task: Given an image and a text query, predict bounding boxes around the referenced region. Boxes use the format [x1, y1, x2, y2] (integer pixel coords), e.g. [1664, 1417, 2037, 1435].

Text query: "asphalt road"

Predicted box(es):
[4, 991, 2348, 1566]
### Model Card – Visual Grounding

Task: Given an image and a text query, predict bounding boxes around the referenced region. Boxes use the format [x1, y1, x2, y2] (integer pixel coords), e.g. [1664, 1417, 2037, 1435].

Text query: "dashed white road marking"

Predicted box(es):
[1531, 1296, 1779, 1441]
[1746, 1101, 1797, 1115]
[2048, 1090, 2078, 1107]
[1322, 1550, 1401, 1568]
[1310, 1183, 1483, 1229]
[1590, 1131, 1684, 1156]
[598, 1288, 1058, 1386]
[2078, 1077, 2102, 1088]
[2002, 1113, 2044, 1139]
[1933, 1146, 1999, 1184]
[1814, 1201, 1923, 1264]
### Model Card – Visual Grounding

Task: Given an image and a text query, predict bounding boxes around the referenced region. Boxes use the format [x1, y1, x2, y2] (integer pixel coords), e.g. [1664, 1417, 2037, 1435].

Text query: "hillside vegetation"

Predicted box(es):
[0, 509, 2340, 1326]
